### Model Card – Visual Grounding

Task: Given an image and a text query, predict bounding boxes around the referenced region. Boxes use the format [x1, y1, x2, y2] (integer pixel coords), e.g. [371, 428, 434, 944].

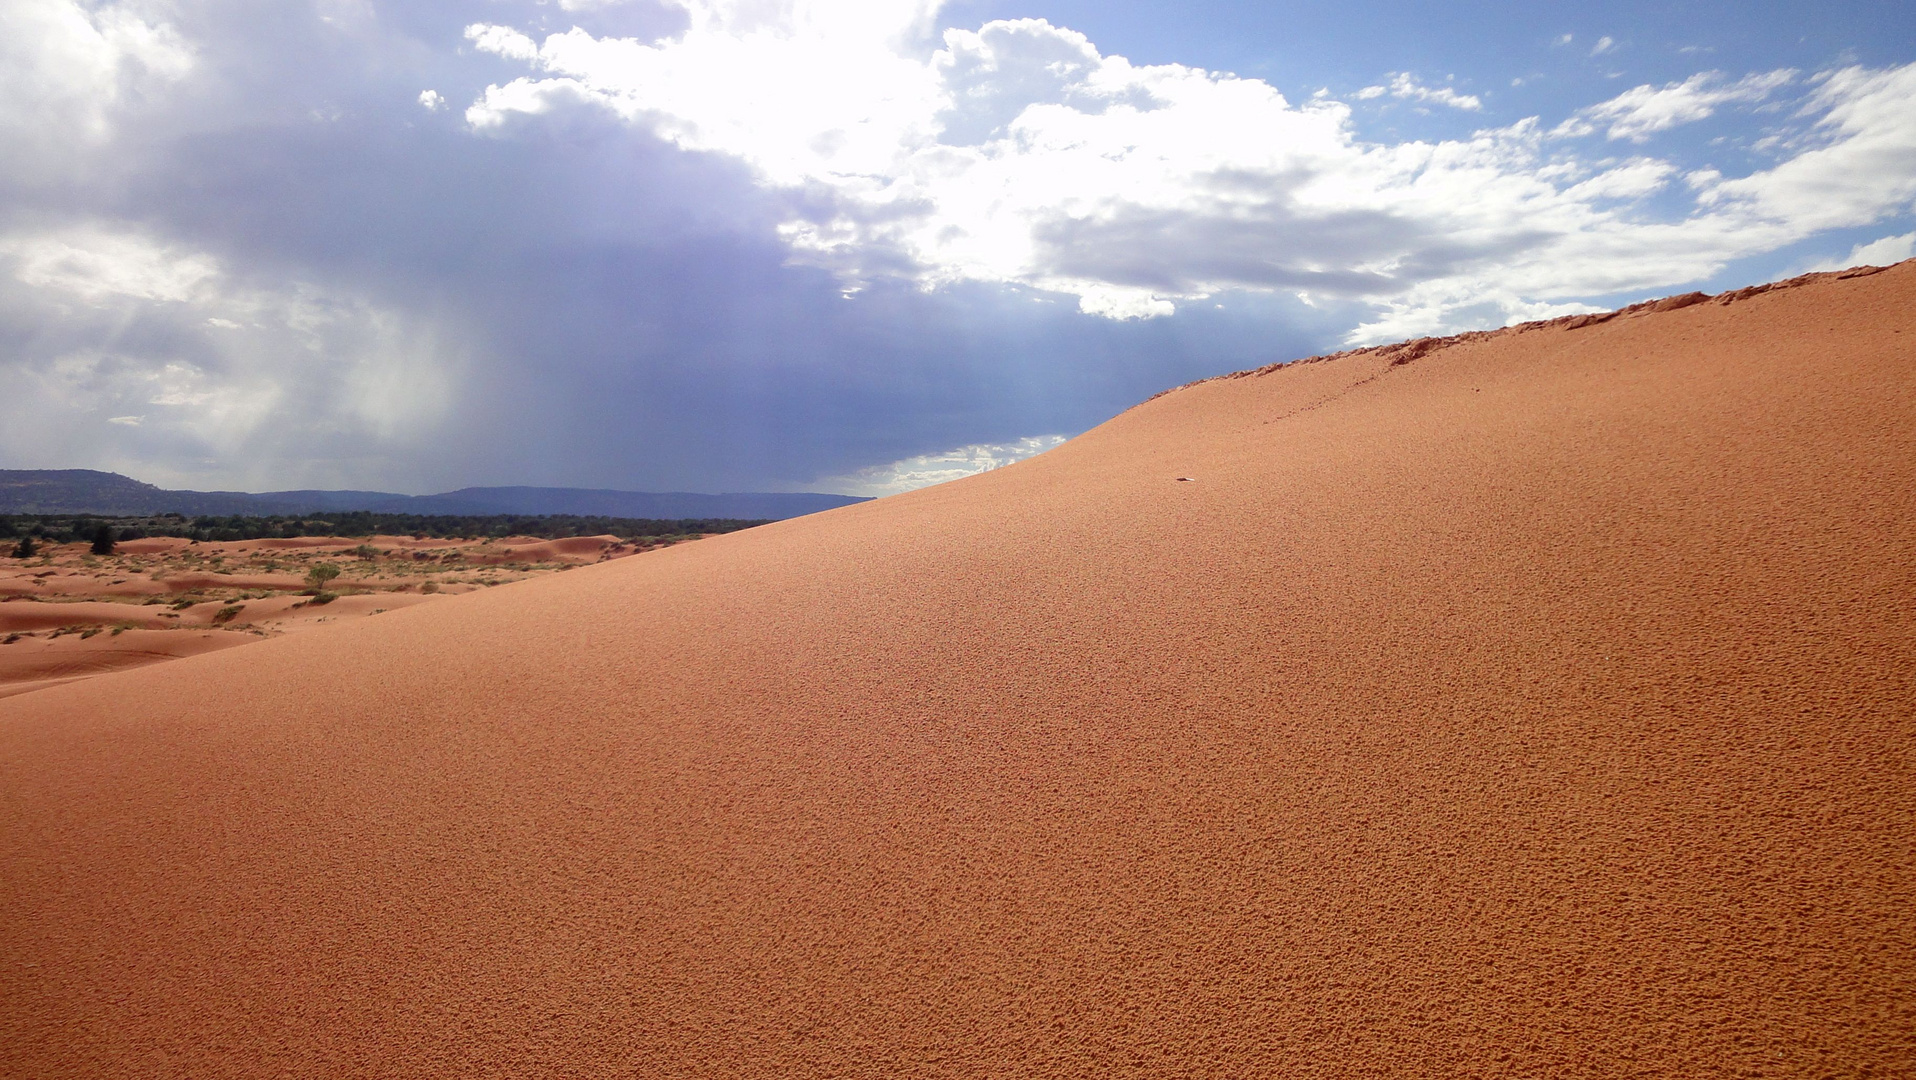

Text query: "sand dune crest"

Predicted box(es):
[2, 264, 1914, 1076]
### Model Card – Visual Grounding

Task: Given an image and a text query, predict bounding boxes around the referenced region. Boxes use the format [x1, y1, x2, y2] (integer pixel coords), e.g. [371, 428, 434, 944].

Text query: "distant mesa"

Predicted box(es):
[0, 470, 869, 521]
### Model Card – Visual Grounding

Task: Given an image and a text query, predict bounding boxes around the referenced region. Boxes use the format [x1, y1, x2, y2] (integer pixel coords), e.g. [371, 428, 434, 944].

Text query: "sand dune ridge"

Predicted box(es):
[2, 263, 1913, 1077]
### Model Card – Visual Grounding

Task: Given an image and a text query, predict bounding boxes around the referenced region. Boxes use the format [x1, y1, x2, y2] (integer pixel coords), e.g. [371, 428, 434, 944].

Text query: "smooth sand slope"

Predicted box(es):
[3, 266, 1914, 1077]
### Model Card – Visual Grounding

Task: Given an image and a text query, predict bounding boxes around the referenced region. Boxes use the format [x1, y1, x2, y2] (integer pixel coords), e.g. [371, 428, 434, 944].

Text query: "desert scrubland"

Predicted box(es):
[0, 533, 645, 701]
[2, 264, 1913, 1076]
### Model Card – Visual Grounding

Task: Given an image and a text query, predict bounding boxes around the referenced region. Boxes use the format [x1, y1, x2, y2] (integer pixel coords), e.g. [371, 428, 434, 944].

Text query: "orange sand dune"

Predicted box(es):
[0, 596, 443, 699]
[3, 265, 1914, 1077]
[0, 533, 585, 696]
[115, 536, 195, 555]
[153, 571, 310, 592]
[114, 536, 466, 557]
[221, 536, 466, 553]
[143, 592, 438, 631]
[368, 534, 472, 550]
[0, 576, 163, 600]
[0, 629, 250, 701]
[494, 533, 623, 562]
[176, 591, 439, 630]
[0, 600, 177, 633]
[224, 536, 364, 551]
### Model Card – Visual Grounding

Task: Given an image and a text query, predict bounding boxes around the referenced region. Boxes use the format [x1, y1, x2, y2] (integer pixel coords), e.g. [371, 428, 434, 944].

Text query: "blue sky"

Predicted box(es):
[1, 1, 1912, 496]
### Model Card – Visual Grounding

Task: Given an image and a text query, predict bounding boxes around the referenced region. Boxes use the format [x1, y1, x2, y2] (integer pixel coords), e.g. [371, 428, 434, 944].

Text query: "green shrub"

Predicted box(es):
[304, 563, 342, 594]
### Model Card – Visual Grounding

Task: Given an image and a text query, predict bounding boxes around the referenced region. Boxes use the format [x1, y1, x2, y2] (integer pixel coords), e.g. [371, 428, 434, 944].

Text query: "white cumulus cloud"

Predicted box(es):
[1356, 73, 1482, 111]
[1554, 69, 1797, 142]
[0, 0, 192, 168]
[1697, 64, 1916, 234]
[1807, 230, 1916, 272]
[821, 434, 1067, 496]
[1, 228, 219, 304]
[459, 3, 1916, 341]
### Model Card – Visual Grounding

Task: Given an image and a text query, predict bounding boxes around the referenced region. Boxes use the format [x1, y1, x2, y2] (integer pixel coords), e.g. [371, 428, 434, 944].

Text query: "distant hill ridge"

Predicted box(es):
[0, 469, 868, 520]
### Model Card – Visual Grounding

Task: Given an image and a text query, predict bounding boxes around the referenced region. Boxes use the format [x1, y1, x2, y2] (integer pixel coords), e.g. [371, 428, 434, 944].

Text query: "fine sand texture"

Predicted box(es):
[3, 264, 1914, 1077]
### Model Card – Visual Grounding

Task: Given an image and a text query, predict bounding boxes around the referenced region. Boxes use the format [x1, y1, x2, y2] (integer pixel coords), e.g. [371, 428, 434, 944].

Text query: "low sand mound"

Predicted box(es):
[209, 591, 438, 630]
[155, 571, 309, 592]
[225, 537, 363, 551]
[0, 600, 176, 632]
[368, 534, 471, 550]
[0, 629, 249, 701]
[0, 596, 443, 697]
[2, 265, 1914, 1076]
[497, 534, 622, 562]
[0, 572, 171, 599]
[114, 536, 195, 555]
[0, 534, 621, 694]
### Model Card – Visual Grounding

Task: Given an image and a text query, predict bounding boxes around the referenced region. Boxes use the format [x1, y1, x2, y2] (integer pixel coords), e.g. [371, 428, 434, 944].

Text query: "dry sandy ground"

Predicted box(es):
[2, 264, 1913, 1077]
[0, 534, 641, 698]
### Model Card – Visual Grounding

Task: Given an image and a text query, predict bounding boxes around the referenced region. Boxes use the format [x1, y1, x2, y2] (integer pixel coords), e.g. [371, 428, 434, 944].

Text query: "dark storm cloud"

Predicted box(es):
[0, 0, 1328, 493]
[30, 1, 1904, 493]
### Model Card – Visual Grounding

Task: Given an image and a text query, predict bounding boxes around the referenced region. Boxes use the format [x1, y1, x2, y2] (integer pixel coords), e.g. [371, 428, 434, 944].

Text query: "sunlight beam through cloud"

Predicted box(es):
[463, 0, 1916, 340]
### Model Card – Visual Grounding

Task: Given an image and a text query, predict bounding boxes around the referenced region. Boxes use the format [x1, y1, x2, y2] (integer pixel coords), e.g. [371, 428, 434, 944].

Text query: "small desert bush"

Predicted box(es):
[213, 604, 245, 624]
[304, 563, 342, 594]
